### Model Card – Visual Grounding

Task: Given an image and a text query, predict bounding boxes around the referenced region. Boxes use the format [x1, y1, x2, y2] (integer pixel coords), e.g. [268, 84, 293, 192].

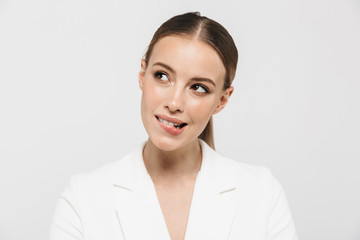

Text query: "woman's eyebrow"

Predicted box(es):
[153, 61, 216, 87]
[190, 77, 216, 87]
[153, 62, 176, 74]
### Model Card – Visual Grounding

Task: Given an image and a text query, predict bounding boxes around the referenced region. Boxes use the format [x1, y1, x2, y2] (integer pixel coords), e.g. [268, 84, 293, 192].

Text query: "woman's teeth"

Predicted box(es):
[157, 117, 186, 129]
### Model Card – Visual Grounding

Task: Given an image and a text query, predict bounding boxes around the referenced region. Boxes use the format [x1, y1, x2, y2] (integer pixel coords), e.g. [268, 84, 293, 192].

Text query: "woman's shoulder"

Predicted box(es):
[219, 155, 282, 192]
[215, 153, 279, 190]
[63, 140, 149, 197]
[221, 155, 273, 178]
[201, 140, 276, 185]
[63, 149, 138, 197]
[209, 153, 298, 240]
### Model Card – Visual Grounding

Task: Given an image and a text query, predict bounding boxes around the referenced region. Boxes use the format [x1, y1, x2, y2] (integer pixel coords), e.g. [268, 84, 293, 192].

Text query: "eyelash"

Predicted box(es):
[190, 84, 209, 94]
[153, 71, 210, 94]
[154, 71, 169, 81]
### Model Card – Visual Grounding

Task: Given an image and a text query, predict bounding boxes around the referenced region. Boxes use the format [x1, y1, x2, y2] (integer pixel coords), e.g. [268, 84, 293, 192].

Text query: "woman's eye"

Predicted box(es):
[154, 72, 169, 81]
[191, 84, 209, 94]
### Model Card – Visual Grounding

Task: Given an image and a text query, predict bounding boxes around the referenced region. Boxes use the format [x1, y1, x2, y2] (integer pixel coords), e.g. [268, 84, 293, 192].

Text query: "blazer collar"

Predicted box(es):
[112, 139, 238, 239]
[112, 141, 149, 192]
[112, 139, 236, 193]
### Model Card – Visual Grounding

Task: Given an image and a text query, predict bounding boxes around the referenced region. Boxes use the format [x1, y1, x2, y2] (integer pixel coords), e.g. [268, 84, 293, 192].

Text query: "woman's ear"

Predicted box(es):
[213, 86, 234, 115]
[138, 59, 147, 91]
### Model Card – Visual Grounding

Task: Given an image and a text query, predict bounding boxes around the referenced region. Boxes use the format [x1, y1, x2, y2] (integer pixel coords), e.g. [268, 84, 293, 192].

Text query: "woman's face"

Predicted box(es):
[139, 35, 233, 151]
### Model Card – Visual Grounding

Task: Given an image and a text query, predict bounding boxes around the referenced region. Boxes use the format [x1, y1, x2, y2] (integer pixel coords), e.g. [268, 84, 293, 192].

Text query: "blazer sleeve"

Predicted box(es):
[266, 172, 298, 240]
[49, 175, 84, 240]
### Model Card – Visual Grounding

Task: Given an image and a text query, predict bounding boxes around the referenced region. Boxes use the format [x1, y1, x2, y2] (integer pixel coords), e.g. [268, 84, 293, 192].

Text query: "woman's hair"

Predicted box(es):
[144, 12, 238, 149]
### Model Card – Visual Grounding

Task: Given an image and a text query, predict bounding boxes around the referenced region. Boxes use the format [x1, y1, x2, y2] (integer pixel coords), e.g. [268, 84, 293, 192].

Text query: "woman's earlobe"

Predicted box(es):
[138, 59, 147, 90]
[141, 58, 147, 71]
[213, 86, 234, 114]
[138, 72, 144, 91]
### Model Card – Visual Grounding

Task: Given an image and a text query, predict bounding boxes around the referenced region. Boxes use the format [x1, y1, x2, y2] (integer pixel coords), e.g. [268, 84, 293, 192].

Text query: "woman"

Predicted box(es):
[50, 12, 298, 240]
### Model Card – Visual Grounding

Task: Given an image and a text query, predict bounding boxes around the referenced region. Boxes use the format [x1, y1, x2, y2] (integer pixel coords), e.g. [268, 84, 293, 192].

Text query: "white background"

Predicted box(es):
[0, 0, 359, 239]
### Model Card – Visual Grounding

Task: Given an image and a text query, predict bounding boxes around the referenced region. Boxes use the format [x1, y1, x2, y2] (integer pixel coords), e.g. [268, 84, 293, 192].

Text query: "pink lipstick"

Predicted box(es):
[155, 114, 188, 135]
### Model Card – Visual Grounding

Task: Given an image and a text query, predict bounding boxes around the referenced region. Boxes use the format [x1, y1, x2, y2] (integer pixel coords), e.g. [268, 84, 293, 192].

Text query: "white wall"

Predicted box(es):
[0, 0, 359, 239]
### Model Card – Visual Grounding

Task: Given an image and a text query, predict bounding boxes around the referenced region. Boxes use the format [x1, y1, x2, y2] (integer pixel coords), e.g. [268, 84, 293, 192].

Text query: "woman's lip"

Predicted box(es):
[156, 116, 187, 135]
[155, 114, 186, 124]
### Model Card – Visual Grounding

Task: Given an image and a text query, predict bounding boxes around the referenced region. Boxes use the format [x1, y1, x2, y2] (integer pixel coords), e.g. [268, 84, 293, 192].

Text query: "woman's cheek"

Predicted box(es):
[188, 98, 216, 118]
[143, 81, 162, 102]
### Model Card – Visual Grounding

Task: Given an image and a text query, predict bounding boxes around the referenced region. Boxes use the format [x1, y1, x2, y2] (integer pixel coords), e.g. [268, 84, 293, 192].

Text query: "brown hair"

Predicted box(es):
[144, 12, 238, 149]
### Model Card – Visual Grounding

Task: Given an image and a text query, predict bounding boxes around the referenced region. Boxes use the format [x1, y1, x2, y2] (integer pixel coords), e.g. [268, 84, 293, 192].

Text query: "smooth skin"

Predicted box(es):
[138, 35, 233, 240]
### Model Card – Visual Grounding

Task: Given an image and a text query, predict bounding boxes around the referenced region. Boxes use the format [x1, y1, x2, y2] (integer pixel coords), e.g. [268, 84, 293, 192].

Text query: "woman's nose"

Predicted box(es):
[165, 86, 185, 113]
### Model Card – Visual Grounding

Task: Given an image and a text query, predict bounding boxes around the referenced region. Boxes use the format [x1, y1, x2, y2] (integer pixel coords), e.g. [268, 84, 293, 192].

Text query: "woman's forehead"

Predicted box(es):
[148, 35, 226, 81]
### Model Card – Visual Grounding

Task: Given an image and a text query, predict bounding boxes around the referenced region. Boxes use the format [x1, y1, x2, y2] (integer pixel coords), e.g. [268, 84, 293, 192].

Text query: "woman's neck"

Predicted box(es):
[142, 138, 202, 181]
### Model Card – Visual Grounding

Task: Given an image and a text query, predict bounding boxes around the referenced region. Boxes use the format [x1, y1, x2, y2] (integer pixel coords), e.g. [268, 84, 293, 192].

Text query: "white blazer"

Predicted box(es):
[50, 140, 298, 240]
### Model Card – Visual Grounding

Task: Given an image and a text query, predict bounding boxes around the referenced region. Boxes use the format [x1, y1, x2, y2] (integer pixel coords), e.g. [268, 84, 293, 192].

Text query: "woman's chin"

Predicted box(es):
[147, 136, 199, 153]
[149, 138, 182, 152]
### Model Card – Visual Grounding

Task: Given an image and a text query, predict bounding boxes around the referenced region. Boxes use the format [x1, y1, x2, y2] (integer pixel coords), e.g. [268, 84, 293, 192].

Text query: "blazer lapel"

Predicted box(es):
[112, 143, 171, 240]
[111, 140, 239, 240]
[184, 140, 239, 240]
